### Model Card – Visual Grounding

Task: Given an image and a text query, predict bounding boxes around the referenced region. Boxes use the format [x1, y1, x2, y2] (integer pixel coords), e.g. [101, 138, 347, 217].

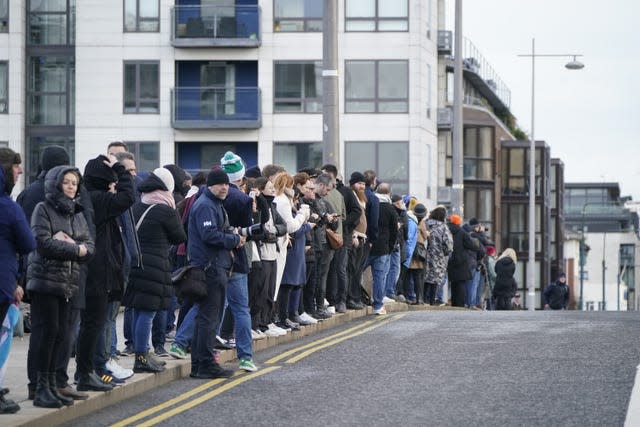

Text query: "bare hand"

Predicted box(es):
[14, 286, 24, 303]
[236, 235, 247, 248]
[309, 222, 316, 229]
[78, 244, 88, 257]
[352, 237, 359, 248]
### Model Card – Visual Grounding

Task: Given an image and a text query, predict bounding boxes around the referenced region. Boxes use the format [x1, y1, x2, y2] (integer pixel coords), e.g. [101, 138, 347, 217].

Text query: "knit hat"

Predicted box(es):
[207, 167, 229, 186]
[449, 214, 462, 225]
[349, 171, 366, 186]
[84, 155, 117, 191]
[245, 165, 262, 178]
[152, 167, 175, 193]
[41, 145, 70, 172]
[413, 203, 427, 217]
[391, 194, 403, 203]
[469, 217, 480, 227]
[220, 151, 245, 182]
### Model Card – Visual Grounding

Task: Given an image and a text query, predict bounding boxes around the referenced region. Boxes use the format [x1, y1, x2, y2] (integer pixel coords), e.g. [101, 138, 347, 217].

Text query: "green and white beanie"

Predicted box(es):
[220, 151, 245, 182]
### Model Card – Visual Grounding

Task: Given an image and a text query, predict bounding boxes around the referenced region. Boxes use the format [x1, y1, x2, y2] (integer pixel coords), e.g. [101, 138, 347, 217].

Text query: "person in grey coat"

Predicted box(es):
[424, 206, 453, 305]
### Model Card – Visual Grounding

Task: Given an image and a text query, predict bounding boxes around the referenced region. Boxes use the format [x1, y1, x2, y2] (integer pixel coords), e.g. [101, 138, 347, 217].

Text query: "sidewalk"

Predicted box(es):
[2, 301, 457, 426]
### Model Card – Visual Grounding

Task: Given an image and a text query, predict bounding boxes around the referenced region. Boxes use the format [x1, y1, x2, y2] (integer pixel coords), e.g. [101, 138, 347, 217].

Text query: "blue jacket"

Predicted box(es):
[0, 168, 36, 304]
[403, 214, 418, 268]
[222, 184, 253, 274]
[188, 188, 239, 270]
[365, 187, 379, 244]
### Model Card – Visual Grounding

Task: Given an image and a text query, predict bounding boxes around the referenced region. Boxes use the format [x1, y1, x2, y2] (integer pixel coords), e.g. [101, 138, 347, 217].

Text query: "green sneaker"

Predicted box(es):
[239, 358, 258, 372]
[168, 343, 188, 359]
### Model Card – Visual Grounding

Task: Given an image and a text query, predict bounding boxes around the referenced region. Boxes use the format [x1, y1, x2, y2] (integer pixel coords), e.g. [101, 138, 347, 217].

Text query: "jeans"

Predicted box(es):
[152, 310, 167, 349]
[192, 267, 227, 371]
[174, 305, 198, 349]
[465, 269, 481, 307]
[223, 273, 252, 360]
[94, 300, 119, 371]
[133, 309, 156, 353]
[123, 307, 133, 347]
[385, 247, 401, 298]
[369, 254, 390, 310]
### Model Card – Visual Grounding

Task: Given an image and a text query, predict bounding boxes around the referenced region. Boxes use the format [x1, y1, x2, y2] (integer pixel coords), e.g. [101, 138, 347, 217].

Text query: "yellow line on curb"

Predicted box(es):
[265, 318, 382, 364]
[285, 314, 405, 364]
[135, 367, 281, 427]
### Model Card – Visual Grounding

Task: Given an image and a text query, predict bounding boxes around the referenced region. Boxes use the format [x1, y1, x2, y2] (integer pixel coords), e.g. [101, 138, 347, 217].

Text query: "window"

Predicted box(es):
[0, 0, 8, 32]
[464, 187, 494, 238]
[27, 56, 75, 125]
[124, 61, 159, 114]
[28, 0, 75, 45]
[501, 203, 542, 254]
[273, 142, 322, 173]
[345, 141, 409, 194]
[0, 62, 7, 113]
[462, 127, 493, 180]
[620, 244, 635, 291]
[345, 0, 408, 32]
[345, 60, 408, 113]
[0, 141, 8, 147]
[274, 0, 322, 32]
[124, 0, 159, 32]
[274, 62, 322, 113]
[123, 141, 160, 174]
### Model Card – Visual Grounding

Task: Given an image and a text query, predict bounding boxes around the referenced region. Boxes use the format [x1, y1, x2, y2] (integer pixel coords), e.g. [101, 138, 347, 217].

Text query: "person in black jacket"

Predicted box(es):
[447, 215, 480, 307]
[76, 154, 135, 392]
[544, 272, 569, 310]
[493, 248, 518, 310]
[123, 169, 186, 372]
[27, 166, 94, 408]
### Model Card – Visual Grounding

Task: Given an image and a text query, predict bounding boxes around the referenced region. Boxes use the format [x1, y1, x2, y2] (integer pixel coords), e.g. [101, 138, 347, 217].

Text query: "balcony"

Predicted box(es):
[171, 87, 261, 129]
[171, 5, 261, 48]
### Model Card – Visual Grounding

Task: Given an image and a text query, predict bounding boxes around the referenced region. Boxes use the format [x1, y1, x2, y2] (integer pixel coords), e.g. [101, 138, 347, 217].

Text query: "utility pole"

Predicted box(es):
[451, 0, 464, 216]
[322, 0, 340, 169]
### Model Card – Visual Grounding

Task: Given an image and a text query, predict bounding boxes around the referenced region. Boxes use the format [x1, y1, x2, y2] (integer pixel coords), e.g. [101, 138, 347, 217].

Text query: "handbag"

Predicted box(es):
[171, 265, 208, 301]
[414, 242, 427, 261]
[325, 228, 344, 250]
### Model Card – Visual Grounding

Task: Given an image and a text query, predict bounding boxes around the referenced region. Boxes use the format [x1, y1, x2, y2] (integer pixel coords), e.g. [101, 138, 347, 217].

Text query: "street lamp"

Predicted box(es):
[518, 39, 584, 311]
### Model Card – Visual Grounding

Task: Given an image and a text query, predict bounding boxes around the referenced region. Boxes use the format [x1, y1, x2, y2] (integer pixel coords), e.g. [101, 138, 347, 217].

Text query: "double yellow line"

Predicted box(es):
[111, 314, 404, 427]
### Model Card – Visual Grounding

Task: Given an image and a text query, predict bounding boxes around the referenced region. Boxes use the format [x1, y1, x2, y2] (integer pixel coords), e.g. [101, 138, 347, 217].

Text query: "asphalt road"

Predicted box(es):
[64, 310, 640, 427]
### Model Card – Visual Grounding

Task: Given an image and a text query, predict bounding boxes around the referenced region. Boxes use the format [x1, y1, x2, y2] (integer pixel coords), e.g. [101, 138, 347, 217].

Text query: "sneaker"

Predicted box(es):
[168, 343, 189, 359]
[373, 306, 387, 315]
[154, 346, 170, 358]
[316, 308, 332, 319]
[291, 315, 314, 326]
[263, 328, 281, 337]
[251, 329, 266, 340]
[284, 319, 301, 331]
[239, 358, 258, 372]
[396, 294, 407, 303]
[215, 336, 235, 350]
[273, 322, 292, 332]
[0, 389, 20, 414]
[383, 296, 395, 304]
[335, 302, 347, 313]
[298, 312, 318, 324]
[133, 352, 165, 373]
[97, 371, 125, 385]
[193, 363, 234, 379]
[227, 338, 236, 348]
[106, 357, 134, 380]
[323, 298, 330, 309]
[327, 306, 336, 315]
[165, 330, 176, 342]
[120, 344, 135, 357]
[267, 323, 288, 336]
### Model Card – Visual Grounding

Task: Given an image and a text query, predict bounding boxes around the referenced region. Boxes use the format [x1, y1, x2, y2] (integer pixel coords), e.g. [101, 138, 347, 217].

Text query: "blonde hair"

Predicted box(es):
[407, 197, 418, 212]
[273, 172, 294, 196]
[498, 248, 517, 263]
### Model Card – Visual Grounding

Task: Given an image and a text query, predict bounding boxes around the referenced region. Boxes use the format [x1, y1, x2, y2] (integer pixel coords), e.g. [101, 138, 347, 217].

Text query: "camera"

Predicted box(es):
[238, 223, 263, 237]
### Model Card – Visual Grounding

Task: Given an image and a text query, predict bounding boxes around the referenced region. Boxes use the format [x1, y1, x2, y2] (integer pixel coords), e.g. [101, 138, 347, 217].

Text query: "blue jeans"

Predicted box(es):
[93, 301, 118, 370]
[437, 272, 448, 302]
[174, 305, 198, 349]
[369, 254, 390, 310]
[224, 272, 252, 360]
[123, 307, 133, 347]
[385, 248, 400, 298]
[166, 295, 178, 332]
[132, 309, 156, 353]
[465, 269, 481, 307]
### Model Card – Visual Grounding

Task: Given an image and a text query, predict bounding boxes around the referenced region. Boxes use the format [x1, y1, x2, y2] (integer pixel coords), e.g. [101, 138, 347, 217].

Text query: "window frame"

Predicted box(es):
[122, 140, 160, 174]
[27, 56, 75, 125]
[345, 140, 409, 194]
[273, 141, 323, 173]
[344, 0, 409, 33]
[123, 0, 160, 33]
[123, 60, 160, 114]
[0, 61, 7, 114]
[27, 0, 75, 46]
[0, 0, 8, 33]
[344, 59, 409, 114]
[273, 61, 323, 114]
[273, 0, 323, 33]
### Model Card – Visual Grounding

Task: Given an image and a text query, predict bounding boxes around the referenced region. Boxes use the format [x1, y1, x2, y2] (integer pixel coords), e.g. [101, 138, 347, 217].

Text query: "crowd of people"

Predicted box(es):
[0, 142, 568, 414]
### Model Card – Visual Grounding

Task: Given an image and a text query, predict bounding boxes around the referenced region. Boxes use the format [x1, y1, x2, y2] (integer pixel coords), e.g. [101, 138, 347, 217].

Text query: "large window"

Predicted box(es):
[274, 0, 322, 32]
[274, 142, 322, 173]
[345, 141, 409, 194]
[620, 244, 635, 290]
[124, 61, 159, 114]
[501, 203, 542, 254]
[123, 141, 160, 174]
[502, 147, 541, 196]
[464, 187, 494, 237]
[28, 56, 75, 125]
[28, 0, 75, 45]
[0, 62, 7, 113]
[274, 62, 322, 113]
[0, 0, 8, 32]
[463, 127, 493, 180]
[124, 0, 159, 32]
[345, 0, 408, 32]
[345, 60, 408, 113]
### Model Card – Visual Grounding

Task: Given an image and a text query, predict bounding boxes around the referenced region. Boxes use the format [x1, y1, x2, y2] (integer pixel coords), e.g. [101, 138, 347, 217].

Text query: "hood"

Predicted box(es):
[45, 165, 83, 215]
[406, 210, 418, 224]
[84, 155, 117, 191]
[163, 164, 189, 197]
[448, 222, 461, 234]
[137, 172, 169, 193]
[496, 256, 515, 269]
[375, 193, 391, 204]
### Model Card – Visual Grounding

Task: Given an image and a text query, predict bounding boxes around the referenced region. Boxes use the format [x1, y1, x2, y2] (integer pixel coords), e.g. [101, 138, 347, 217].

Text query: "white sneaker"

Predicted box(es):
[106, 357, 134, 380]
[327, 306, 336, 315]
[373, 306, 387, 315]
[299, 312, 318, 324]
[263, 328, 281, 337]
[268, 323, 287, 336]
[251, 329, 266, 340]
[382, 296, 395, 304]
[323, 298, 330, 308]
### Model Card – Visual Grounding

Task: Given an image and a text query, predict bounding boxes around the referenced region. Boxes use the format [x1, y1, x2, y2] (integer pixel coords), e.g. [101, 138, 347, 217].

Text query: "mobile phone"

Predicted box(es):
[249, 191, 256, 198]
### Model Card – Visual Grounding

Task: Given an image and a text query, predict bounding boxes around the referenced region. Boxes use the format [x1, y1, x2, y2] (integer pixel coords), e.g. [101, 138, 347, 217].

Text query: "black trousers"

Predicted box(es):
[303, 260, 316, 313]
[451, 280, 466, 307]
[256, 260, 276, 329]
[29, 292, 70, 374]
[347, 239, 368, 303]
[56, 307, 81, 387]
[191, 267, 226, 371]
[495, 295, 513, 310]
[314, 246, 334, 309]
[76, 293, 109, 375]
[327, 244, 348, 306]
[408, 269, 424, 303]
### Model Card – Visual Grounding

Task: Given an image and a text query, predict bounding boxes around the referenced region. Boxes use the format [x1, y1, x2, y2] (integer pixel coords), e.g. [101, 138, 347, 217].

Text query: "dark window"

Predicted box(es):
[345, 60, 408, 113]
[345, 141, 409, 194]
[0, 62, 7, 113]
[124, 0, 159, 32]
[274, 0, 322, 32]
[464, 187, 494, 238]
[26, 135, 74, 183]
[274, 62, 322, 113]
[501, 203, 542, 254]
[124, 61, 159, 114]
[123, 141, 160, 174]
[28, 0, 75, 45]
[27, 56, 75, 125]
[345, 0, 408, 32]
[0, 0, 8, 32]
[273, 142, 323, 173]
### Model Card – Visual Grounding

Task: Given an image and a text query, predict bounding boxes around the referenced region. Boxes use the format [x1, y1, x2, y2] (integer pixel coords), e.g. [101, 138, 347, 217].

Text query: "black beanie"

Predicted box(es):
[84, 155, 117, 190]
[245, 165, 262, 179]
[41, 145, 70, 171]
[207, 168, 229, 186]
[349, 171, 366, 186]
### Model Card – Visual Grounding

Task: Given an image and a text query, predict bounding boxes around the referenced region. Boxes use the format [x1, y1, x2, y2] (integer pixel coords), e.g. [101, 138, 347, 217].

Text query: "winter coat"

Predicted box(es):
[223, 184, 254, 274]
[324, 188, 345, 236]
[370, 195, 398, 257]
[281, 223, 312, 286]
[0, 168, 36, 304]
[493, 257, 517, 298]
[336, 181, 362, 239]
[310, 196, 338, 252]
[447, 223, 479, 282]
[543, 280, 569, 309]
[26, 166, 95, 299]
[462, 224, 486, 270]
[364, 187, 379, 244]
[424, 218, 453, 285]
[408, 216, 429, 270]
[403, 213, 418, 268]
[123, 175, 187, 311]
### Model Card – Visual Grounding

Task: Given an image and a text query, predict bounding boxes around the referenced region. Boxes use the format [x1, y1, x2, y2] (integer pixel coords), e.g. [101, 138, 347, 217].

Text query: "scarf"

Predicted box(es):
[141, 189, 176, 209]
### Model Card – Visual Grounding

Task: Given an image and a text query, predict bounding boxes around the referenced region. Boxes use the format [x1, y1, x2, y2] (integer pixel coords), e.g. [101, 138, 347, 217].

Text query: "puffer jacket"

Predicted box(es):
[493, 257, 517, 298]
[27, 166, 95, 299]
[424, 218, 453, 285]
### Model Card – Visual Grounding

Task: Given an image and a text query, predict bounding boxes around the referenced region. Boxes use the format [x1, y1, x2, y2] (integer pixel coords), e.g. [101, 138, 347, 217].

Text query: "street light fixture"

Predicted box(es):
[518, 39, 584, 311]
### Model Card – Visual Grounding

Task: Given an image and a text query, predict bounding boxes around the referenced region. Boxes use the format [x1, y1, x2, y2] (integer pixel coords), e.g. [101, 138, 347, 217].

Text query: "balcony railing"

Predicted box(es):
[171, 5, 260, 48]
[171, 87, 261, 129]
[461, 37, 511, 110]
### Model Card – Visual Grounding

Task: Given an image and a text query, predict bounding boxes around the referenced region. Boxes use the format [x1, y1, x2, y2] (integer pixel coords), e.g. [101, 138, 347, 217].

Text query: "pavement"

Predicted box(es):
[2, 301, 458, 426]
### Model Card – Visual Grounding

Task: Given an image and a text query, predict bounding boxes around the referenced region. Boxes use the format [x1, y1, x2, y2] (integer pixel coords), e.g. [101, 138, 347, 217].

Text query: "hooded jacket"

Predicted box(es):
[26, 166, 95, 299]
[424, 218, 453, 285]
[370, 194, 398, 257]
[493, 257, 517, 298]
[447, 223, 479, 282]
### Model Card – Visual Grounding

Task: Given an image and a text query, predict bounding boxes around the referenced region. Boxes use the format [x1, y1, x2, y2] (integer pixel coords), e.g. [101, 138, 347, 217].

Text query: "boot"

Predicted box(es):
[27, 383, 35, 400]
[0, 388, 20, 414]
[33, 372, 62, 408]
[148, 351, 167, 367]
[49, 373, 73, 406]
[76, 371, 114, 392]
[134, 352, 165, 373]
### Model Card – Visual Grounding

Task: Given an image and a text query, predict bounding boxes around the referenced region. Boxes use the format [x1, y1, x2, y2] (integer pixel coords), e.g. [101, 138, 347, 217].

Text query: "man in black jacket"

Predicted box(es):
[544, 272, 569, 310]
[447, 215, 480, 307]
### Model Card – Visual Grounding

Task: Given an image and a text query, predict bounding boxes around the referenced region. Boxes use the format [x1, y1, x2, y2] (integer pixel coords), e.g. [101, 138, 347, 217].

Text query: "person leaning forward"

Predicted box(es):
[188, 168, 245, 379]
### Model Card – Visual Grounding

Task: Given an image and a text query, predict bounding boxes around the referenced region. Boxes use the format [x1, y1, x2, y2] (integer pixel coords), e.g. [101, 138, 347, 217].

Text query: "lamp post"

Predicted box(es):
[518, 39, 584, 310]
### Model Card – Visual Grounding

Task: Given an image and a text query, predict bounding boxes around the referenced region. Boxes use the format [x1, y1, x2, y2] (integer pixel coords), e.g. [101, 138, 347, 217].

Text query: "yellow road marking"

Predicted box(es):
[284, 314, 405, 364]
[265, 318, 382, 364]
[135, 367, 281, 427]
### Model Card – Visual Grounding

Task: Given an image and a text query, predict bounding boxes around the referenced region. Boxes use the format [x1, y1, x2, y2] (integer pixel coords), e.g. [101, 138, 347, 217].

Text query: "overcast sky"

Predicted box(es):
[445, 0, 640, 201]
